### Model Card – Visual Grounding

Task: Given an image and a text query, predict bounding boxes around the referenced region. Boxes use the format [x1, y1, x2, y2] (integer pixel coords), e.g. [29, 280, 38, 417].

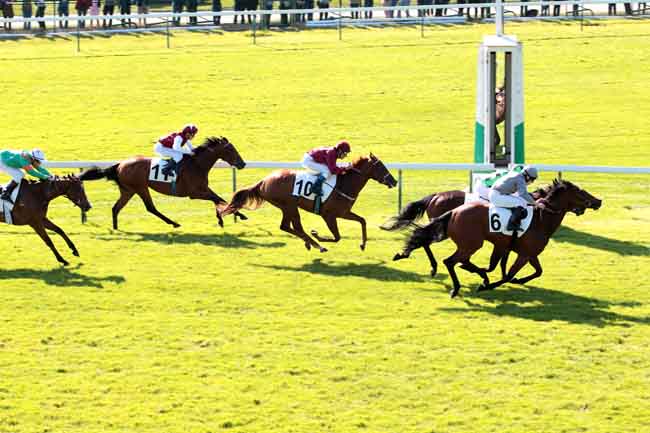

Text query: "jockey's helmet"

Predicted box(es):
[182, 124, 198, 137]
[521, 165, 538, 181]
[335, 140, 351, 154]
[31, 148, 46, 162]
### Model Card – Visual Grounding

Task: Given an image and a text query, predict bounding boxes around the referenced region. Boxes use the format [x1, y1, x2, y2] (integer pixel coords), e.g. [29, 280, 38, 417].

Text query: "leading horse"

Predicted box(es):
[0, 175, 92, 266]
[80, 136, 246, 230]
[398, 179, 602, 297]
[222, 154, 398, 252]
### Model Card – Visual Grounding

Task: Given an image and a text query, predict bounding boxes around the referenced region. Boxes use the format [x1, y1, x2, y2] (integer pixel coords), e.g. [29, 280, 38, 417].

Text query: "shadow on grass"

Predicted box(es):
[260, 258, 427, 282]
[554, 226, 649, 256]
[440, 284, 649, 327]
[0, 264, 125, 288]
[93, 231, 285, 249]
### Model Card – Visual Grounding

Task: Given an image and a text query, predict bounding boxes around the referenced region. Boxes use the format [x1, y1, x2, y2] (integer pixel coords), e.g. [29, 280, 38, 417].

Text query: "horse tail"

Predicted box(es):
[403, 210, 452, 252]
[380, 193, 435, 231]
[80, 164, 121, 187]
[222, 181, 265, 216]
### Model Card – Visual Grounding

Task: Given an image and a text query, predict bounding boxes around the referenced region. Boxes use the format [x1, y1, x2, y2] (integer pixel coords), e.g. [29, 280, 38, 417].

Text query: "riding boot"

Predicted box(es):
[313, 174, 325, 214]
[161, 159, 177, 176]
[506, 206, 527, 232]
[1, 180, 18, 204]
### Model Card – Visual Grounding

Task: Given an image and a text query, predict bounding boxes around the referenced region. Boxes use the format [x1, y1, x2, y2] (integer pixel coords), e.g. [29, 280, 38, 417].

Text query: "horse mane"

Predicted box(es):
[349, 155, 371, 168]
[544, 179, 578, 202]
[194, 136, 227, 155]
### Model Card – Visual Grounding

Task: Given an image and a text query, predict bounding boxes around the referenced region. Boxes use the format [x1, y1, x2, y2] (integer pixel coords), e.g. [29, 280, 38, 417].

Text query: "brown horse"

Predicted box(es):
[0, 176, 92, 266]
[382, 185, 552, 277]
[222, 154, 398, 252]
[398, 179, 602, 298]
[80, 136, 246, 230]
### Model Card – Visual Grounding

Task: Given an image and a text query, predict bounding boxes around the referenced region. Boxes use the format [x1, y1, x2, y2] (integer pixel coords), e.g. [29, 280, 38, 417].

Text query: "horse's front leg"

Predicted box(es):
[478, 254, 529, 292]
[32, 222, 69, 266]
[510, 256, 542, 285]
[339, 210, 367, 251]
[311, 215, 341, 243]
[43, 217, 79, 257]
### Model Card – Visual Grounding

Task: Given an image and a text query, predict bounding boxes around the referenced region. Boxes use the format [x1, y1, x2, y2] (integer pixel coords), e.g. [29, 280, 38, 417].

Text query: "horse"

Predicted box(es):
[0, 175, 92, 266]
[398, 179, 602, 298]
[221, 154, 398, 252]
[80, 136, 246, 230]
[382, 185, 552, 278]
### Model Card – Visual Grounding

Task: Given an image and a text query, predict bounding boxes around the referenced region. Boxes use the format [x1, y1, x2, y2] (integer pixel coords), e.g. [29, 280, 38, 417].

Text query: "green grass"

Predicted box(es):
[1, 21, 650, 433]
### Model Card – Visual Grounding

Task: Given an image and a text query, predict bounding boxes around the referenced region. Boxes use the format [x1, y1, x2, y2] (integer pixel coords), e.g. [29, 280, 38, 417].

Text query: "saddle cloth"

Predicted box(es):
[149, 158, 178, 183]
[0, 181, 22, 225]
[292, 171, 337, 202]
[488, 204, 534, 236]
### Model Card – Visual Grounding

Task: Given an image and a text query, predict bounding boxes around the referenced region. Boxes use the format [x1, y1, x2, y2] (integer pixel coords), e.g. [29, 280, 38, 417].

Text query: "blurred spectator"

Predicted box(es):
[118, 0, 130, 26]
[434, 0, 448, 16]
[384, 0, 392, 18]
[233, 0, 244, 23]
[364, 0, 373, 18]
[35, 0, 46, 29]
[261, 0, 272, 27]
[76, 0, 90, 28]
[211, 0, 222, 24]
[245, 0, 258, 24]
[396, 0, 408, 17]
[90, 0, 100, 28]
[22, 0, 32, 30]
[136, 0, 148, 26]
[58, 0, 70, 28]
[317, 0, 329, 20]
[304, 0, 313, 20]
[1, 0, 15, 30]
[186, 0, 197, 25]
[457, 0, 465, 16]
[172, 0, 184, 25]
[279, 0, 289, 26]
[102, 0, 115, 27]
[350, 0, 360, 18]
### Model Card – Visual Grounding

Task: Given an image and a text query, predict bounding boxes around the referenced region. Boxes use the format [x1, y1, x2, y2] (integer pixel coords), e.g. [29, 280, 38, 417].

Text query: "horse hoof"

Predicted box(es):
[236, 213, 248, 221]
[393, 253, 403, 261]
[359, 244, 365, 251]
[449, 288, 459, 298]
[430, 268, 437, 278]
[73, 251, 80, 257]
[320, 247, 328, 253]
[304, 243, 311, 251]
[61, 260, 70, 267]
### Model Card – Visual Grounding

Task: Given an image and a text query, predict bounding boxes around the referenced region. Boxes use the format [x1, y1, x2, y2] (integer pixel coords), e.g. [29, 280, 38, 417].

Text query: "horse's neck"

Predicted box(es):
[43, 181, 68, 202]
[533, 208, 566, 237]
[191, 150, 220, 173]
[337, 170, 370, 198]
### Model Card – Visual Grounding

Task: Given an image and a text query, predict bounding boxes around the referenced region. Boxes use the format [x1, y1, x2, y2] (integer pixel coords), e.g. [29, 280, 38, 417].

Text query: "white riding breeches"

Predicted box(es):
[476, 183, 491, 201]
[488, 189, 529, 209]
[154, 142, 184, 163]
[0, 162, 25, 183]
[301, 153, 332, 177]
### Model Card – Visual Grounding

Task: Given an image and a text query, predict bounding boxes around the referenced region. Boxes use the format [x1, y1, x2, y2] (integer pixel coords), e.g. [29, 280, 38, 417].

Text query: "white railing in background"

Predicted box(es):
[42, 160, 650, 222]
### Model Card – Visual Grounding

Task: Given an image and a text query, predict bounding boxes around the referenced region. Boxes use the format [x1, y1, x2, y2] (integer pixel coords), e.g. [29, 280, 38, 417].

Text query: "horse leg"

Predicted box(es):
[278, 208, 324, 252]
[459, 259, 490, 287]
[43, 217, 79, 257]
[423, 244, 438, 277]
[191, 187, 248, 228]
[311, 215, 341, 243]
[443, 250, 463, 298]
[112, 188, 135, 230]
[136, 189, 181, 228]
[338, 210, 367, 251]
[499, 250, 511, 280]
[478, 254, 529, 292]
[31, 222, 69, 266]
[510, 256, 542, 285]
[289, 210, 327, 253]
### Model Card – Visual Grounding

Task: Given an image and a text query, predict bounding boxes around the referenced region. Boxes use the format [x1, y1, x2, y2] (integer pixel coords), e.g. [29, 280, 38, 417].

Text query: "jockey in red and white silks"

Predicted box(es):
[301, 140, 351, 196]
[154, 124, 198, 163]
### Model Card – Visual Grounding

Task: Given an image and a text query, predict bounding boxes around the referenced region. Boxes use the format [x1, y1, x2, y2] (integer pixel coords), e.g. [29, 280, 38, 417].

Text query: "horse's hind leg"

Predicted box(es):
[459, 260, 490, 287]
[444, 248, 476, 298]
[112, 188, 135, 230]
[510, 256, 542, 286]
[32, 222, 69, 266]
[43, 217, 79, 257]
[423, 244, 438, 277]
[289, 210, 327, 253]
[479, 254, 530, 292]
[278, 207, 325, 252]
[136, 189, 181, 228]
[311, 215, 341, 243]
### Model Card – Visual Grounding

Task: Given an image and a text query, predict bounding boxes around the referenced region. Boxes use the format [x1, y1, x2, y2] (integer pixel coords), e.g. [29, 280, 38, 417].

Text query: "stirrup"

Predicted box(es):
[1, 194, 13, 204]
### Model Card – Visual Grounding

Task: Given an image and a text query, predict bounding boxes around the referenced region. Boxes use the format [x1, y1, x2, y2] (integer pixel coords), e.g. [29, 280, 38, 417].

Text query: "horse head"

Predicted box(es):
[351, 153, 397, 189]
[544, 179, 602, 215]
[51, 174, 92, 212]
[197, 136, 246, 170]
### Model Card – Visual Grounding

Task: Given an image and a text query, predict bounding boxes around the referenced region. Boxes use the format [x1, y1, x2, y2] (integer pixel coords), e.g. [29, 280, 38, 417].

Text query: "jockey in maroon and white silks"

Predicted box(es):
[301, 140, 351, 177]
[154, 124, 198, 163]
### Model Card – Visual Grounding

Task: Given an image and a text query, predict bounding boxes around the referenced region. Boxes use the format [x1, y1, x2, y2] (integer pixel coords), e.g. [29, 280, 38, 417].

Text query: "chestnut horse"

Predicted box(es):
[398, 180, 602, 298]
[222, 154, 398, 252]
[0, 176, 92, 266]
[80, 136, 246, 230]
[381, 185, 553, 277]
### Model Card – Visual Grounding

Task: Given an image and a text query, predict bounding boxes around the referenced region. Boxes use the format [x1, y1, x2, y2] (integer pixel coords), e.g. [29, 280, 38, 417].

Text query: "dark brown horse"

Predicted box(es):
[398, 180, 602, 297]
[382, 185, 552, 277]
[222, 154, 398, 252]
[80, 136, 246, 230]
[0, 176, 92, 266]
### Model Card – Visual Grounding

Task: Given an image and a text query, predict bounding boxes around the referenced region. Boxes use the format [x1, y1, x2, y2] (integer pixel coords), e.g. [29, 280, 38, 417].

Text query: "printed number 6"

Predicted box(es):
[491, 213, 502, 231]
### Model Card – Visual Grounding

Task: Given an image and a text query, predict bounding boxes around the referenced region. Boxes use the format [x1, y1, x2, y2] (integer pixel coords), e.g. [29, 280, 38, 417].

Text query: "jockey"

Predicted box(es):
[0, 148, 52, 204]
[488, 165, 539, 232]
[301, 140, 351, 197]
[154, 124, 198, 176]
[477, 165, 524, 201]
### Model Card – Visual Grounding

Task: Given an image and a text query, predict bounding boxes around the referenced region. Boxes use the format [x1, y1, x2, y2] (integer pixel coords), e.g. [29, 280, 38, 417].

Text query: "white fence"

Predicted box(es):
[43, 160, 650, 221]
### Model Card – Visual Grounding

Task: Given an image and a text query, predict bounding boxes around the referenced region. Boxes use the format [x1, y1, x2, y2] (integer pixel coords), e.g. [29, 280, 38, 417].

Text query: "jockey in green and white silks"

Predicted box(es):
[0, 149, 52, 204]
[488, 165, 539, 231]
[477, 164, 525, 201]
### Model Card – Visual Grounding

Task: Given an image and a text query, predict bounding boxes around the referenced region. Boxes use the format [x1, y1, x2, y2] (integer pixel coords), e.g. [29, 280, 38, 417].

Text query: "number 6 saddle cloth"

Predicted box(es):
[489, 204, 534, 236]
[292, 171, 337, 202]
